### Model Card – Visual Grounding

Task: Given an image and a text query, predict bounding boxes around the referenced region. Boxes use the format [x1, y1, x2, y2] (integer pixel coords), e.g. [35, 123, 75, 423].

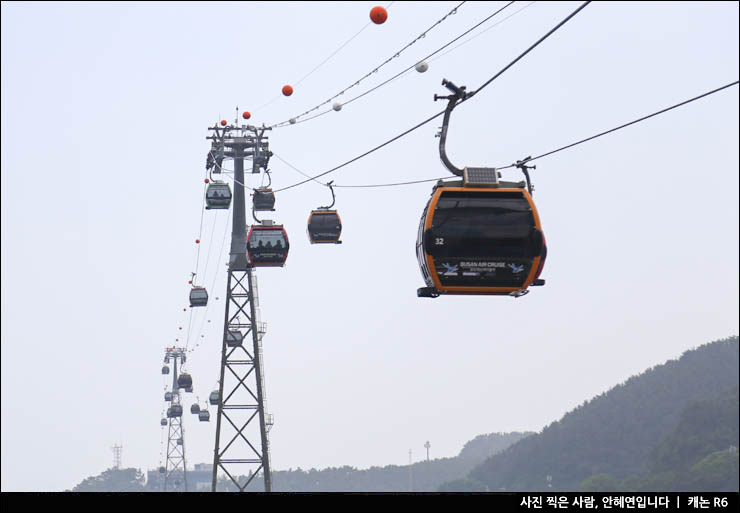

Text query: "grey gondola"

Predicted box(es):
[177, 373, 192, 389]
[209, 390, 220, 405]
[199, 410, 211, 422]
[162, 366, 169, 375]
[160, 418, 167, 426]
[226, 329, 243, 347]
[253, 188, 275, 211]
[177, 438, 183, 446]
[189, 287, 208, 307]
[167, 405, 183, 418]
[191, 404, 200, 414]
[164, 391, 173, 402]
[205, 182, 232, 210]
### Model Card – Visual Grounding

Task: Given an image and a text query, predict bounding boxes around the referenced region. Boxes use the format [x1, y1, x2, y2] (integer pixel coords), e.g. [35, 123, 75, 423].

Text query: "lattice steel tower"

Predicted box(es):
[208, 118, 274, 492]
[164, 347, 188, 492]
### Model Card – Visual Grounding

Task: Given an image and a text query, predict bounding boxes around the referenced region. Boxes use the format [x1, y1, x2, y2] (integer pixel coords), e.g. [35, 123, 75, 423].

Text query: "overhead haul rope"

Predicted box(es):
[274, 1, 591, 193]
[281, 1, 520, 128]
[495, 80, 740, 170]
[268, 1, 467, 128]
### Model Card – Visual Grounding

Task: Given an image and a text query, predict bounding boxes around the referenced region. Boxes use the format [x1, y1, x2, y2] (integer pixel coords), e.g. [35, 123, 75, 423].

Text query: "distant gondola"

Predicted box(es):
[307, 209, 342, 244]
[164, 391, 173, 402]
[198, 410, 211, 422]
[167, 405, 183, 418]
[247, 222, 289, 266]
[205, 182, 232, 210]
[177, 373, 192, 389]
[162, 366, 169, 375]
[252, 188, 276, 211]
[189, 287, 208, 307]
[160, 418, 168, 426]
[191, 404, 200, 414]
[209, 390, 220, 406]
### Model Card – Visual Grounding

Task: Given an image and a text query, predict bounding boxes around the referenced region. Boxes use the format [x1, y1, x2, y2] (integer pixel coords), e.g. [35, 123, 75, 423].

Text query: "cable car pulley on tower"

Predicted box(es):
[307, 181, 343, 244]
[416, 79, 547, 298]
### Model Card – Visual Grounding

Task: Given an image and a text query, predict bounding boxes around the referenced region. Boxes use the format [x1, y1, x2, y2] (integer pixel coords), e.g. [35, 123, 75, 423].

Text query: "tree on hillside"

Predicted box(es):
[71, 467, 146, 492]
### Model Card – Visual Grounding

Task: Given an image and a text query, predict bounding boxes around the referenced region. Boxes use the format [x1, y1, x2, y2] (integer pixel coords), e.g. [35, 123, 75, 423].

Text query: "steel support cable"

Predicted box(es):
[275, 150, 448, 188]
[495, 80, 740, 170]
[427, 1, 536, 64]
[274, 2, 590, 193]
[328, 81, 740, 188]
[194, 208, 232, 352]
[267, 1, 467, 128]
[282, 1, 519, 128]
[466, 1, 590, 100]
[252, 2, 396, 115]
[341, 1, 520, 111]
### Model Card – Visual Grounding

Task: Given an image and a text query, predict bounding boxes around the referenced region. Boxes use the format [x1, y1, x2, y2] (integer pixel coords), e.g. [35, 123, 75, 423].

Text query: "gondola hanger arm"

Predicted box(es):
[434, 79, 468, 177]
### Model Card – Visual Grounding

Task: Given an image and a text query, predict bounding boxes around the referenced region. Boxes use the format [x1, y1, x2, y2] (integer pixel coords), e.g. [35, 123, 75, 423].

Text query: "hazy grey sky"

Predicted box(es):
[1, 1, 738, 492]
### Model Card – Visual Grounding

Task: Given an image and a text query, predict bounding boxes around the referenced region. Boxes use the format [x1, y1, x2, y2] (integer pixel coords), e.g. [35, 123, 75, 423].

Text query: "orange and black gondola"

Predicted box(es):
[307, 209, 342, 244]
[416, 79, 547, 298]
[247, 223, 289, 266]
[416, 183, 546, 298]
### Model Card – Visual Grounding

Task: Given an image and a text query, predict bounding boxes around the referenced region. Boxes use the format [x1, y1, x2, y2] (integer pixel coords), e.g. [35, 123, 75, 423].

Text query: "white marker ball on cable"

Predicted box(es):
[415, 61, 429, 73]
[332, 102, 343, 112]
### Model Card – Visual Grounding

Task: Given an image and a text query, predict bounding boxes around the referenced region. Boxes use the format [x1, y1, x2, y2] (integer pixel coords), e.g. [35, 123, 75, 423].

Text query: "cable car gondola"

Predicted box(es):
[247, 221, 289, 266]
[162, 366, 169, 375]
[226, 330, 243, 347]
[164, 391, 173, 402]
[209, 390, 220, 406]
[161, 418, 168, 426]
[205, 182, 232, 210]
[189, 287, 208, 307]
[167, 405, 183, 418]
[307, 182, 342, 244]
[177, 373, 192, 389]
[177, 438, 183, 446]
[416, 79, 547, 298]
[253, 187, 276, 211]
[199, 410, 211, 422]
[191, 404, 200, 414]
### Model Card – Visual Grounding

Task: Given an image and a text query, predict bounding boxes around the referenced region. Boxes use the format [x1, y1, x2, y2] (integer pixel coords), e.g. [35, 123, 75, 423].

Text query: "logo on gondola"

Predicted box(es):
[441, 263, 459, 275]
[508, 263, 525, 274]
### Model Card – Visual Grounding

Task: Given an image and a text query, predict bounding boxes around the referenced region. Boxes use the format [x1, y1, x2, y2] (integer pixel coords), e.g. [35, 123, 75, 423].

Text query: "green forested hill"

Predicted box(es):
[252, 431, 532, 492]
[468, 336, 739, 491]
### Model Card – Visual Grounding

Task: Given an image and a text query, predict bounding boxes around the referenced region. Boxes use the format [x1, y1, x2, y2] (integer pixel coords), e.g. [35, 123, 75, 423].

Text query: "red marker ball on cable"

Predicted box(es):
[204, 178, 210, 184]
[220, 120, 227, 126]
[282, 85, 293, 96]
[242, 111, 251, 119]
[370, 6, 388, 24]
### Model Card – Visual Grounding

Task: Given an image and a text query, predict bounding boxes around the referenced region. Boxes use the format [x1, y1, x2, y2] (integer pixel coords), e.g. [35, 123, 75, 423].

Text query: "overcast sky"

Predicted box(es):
[1, 1, 738, 492]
